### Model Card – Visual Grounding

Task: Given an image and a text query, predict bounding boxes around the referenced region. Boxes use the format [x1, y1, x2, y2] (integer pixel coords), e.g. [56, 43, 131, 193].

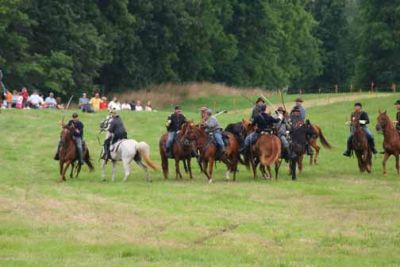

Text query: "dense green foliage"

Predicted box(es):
[0, 0, 399, 94]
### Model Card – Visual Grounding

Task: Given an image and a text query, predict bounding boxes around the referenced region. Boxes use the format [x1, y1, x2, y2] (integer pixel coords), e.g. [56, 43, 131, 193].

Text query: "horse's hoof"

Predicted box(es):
[208, 179, 213, 184]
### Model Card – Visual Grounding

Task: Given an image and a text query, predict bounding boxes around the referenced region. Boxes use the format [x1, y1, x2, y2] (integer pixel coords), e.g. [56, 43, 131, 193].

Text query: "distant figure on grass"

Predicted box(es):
[343, 102, 377, 157]
[145, 101, 153, 111]
[121, 101, 131, 110]
[165, 106, 186, 158]
[21, 87, 29, 108]
[54, 113, 93, 181]
[376, 109, 400, 175]
[108, 96, 121, 111]
[89, 93, 102, 111]
[102, 109, 128, 161]
[28, 90, 44, 109]
[135, 100, 143, 111]
[291, 98, 306, 122]
[79, 93, 92, 112]
[45, 92, 57, 109]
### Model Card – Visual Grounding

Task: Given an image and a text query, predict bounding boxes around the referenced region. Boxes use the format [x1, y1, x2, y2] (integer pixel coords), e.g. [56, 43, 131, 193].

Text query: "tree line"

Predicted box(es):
[0, 0, 399, 95]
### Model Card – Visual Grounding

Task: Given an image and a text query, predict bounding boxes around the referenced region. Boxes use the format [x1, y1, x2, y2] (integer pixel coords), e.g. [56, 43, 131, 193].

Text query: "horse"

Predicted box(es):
[308, 124, 332, 165]
[182, 124, 240, 183]
[159, 122, 196, 180]
[101, 139, 158, 182]
[249, 132, 282, 180]
[352, 119, 372, 173]
[376, 111, 400, 175]
[58, 126, 94, 182]
[289, 120, 316, 180]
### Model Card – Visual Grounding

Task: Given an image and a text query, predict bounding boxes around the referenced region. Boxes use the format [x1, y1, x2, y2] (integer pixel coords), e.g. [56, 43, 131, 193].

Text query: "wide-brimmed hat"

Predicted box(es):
[174, 105, 181, 111]
[256, 97, 265, 104]
[72, 112, 79, 118]
[277, 106, 285, 112]
[295, 98, 303, 103]
[199, 106, 208, 111]
[354, 102, 362, 107]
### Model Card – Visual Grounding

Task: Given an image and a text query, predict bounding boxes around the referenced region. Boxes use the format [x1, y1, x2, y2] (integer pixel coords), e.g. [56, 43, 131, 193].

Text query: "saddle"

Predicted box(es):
[208, 132, 229, 146]
[110, 139, 127, 153]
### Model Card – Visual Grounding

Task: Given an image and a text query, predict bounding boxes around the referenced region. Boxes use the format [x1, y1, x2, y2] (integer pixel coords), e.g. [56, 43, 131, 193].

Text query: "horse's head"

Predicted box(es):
[180, 121, 201, 146]
[241, 119, 254, 135]
[60, 126, 74, 144]
[100, 116, 112, 131]
[376, 110, 390, 132]
[291, 120, 316, 143]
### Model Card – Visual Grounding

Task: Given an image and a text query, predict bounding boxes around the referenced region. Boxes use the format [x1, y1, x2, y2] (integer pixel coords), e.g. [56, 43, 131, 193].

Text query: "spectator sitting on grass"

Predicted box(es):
[56, 97, 64, 109]
[100, 96, 108, 110]
[145, 100, 153, 112]
[11, 90, 19, 108]
[108, 96, 121, 111]
[129, 100, 136, 111]
[45, 92, 57, 108]
[21, 87, 29, 108]
[89, 92, 102, 111]
[4, 90, 12, 108]
[79, 93, 91, 112]
[16, 92, 23, 109]
[121, 100, 131, 110]
[28, 90, 44, 109]
[135, 100, 143, 111]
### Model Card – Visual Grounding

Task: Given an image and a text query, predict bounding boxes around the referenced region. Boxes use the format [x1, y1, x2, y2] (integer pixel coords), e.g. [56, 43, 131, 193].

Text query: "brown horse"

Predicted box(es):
[159, 122, 196, 180]
[308, 124, 332, 165]
[58, 126, 94, 182]
[352, 119, 372, 173]
[250, 133, 282, 180]
[376, 111, 400, 175]
[182, 124, 240, 183]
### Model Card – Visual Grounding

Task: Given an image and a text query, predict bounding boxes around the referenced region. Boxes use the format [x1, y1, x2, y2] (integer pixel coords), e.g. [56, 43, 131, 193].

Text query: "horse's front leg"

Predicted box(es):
[382, 152, 390, 175]
[298, 155, 304, 174]
[59, 161, 64, 182]
[101, 159, 107, 181]
[187, 158, 193, 179]
[70, 162, 75, 178]
[122, 159, 131, 182]
[111, 161, 117, 182]
[61, 161, 71, 181]
[208, 159, 214, 183]
[175, 158, 182, 180]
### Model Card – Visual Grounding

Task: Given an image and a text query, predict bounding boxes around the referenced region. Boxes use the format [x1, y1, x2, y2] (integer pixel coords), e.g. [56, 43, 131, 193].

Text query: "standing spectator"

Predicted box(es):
[121, 100, 131, 110]
[4, 90, 12, 108]
[28, 90, 44, 109]
[100, 96, 108, 110]
[108, 96, 121, 111]
[45, 92, 57, 108]
[129, 100, 136, 111]
[135, 100, 143, 111]
[145, 101, 153, 111]
[16, 92, 24, 109]
[21, 87, 29, 108]
[79, 93, 91, 112]
[11, 90, 19, 108]
[89, 92, 102, 111]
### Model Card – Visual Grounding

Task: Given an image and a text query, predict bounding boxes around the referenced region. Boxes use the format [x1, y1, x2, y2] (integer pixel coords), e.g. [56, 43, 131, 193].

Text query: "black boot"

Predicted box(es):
[343, 137, 352, 157]
[166, 147, 173, 158]
[369, 138, 377, 154]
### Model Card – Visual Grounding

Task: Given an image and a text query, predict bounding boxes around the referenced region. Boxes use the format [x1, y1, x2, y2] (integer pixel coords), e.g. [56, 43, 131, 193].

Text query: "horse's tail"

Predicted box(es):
[260, 136, 281, 166]
[85, 148, 95, 172]
[137, 141, 158, 171]
[315, 125, 332, 149]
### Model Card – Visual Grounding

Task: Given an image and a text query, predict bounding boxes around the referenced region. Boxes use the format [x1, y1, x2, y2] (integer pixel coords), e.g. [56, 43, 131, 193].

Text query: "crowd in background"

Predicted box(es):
[1, 87, 154, 112]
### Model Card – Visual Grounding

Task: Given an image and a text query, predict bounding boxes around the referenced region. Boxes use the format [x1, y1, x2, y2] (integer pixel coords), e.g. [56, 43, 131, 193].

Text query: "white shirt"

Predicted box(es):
[108, 101, 121, 111]
[121, 103, 131, 110]
[28, 94, 43, 106]
[45, 96, 57, 107]
[145, 105, 152, 112]
[135, 105, 143, 111]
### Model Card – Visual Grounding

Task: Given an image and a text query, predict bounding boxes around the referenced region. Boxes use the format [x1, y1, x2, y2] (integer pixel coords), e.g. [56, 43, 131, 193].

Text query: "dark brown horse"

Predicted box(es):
[352, 119, 372, 173]
[289, 120, 317, 180]
[58, 126, 94, 182]
[308, 124, 332, 165]
[182, 124, 240, 183]
[376, 111, 400, 175]
[159, 122, 196, 180]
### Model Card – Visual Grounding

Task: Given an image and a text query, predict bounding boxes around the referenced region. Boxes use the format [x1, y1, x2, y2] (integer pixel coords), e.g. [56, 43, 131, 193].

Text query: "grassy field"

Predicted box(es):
[1, 93, 400, 266]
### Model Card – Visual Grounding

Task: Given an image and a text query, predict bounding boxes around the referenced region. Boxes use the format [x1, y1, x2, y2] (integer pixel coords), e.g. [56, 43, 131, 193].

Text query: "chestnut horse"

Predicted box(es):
[58, 126, 94, 182]
[159, 122, 196, 180]
[376, 111, 400, 175]
[250, 133, 282, 180]
[182, 124, 240, 183]
[308, 124, 332, 165]
[352, 119, 372, 173]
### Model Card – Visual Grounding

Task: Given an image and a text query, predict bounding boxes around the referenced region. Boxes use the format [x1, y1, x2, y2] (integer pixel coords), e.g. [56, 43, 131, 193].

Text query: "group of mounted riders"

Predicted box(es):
[53, 95, 400, 181]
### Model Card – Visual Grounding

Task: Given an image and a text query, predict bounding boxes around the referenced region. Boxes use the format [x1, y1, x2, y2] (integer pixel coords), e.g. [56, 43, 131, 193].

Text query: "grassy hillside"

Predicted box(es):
[1, 93, 400, 266]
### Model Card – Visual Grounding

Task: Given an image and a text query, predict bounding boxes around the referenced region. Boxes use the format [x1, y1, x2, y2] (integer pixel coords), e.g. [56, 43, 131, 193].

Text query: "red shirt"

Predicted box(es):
[100, 101, 108, 110]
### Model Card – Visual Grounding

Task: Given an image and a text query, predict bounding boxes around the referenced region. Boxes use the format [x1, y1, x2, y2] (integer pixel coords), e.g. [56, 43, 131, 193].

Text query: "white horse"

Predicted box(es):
[101, 139, 158, 182]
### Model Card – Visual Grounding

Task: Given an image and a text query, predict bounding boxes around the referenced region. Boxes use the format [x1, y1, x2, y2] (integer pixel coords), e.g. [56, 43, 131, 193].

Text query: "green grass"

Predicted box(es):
[1, 93, 400, 266]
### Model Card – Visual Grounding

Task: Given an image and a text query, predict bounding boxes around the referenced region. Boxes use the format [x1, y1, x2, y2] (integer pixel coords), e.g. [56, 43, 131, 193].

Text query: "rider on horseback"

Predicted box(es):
[275, 106, 293, 159]
[395, 100, 400, 132]
[290, 100, 313, 156]
[243, 104, 282, 154]
[165, 106, 186, 158]
[103, 109, 127, 160]
[54, 113, 84, 164]
[250, 97, 266, 121]
[343, 102, 377, 157]
[203, 109, 225, 158]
